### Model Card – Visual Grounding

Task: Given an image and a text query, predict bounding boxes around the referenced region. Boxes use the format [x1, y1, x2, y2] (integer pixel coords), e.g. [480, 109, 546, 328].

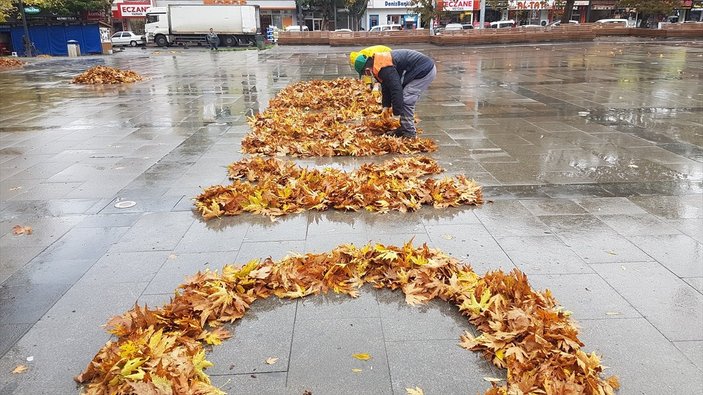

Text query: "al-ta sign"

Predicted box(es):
[508, 0, 555, 9]
[117, 3, 151, 17]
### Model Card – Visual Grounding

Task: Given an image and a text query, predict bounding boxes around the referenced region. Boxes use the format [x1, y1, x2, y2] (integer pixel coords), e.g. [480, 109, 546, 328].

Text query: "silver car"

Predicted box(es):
[111, 31, 145, 47]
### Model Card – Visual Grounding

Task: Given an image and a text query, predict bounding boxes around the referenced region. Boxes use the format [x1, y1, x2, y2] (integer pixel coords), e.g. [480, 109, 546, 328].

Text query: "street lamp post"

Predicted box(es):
[17, 0, 33, 56]
[479, 0, 485, 29]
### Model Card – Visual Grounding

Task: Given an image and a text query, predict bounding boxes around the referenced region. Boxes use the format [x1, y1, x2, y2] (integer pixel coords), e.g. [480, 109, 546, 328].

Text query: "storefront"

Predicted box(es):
[365, 0, 419, 29]
[691, 1, 703, 21]
[573, 0, 589, 23]
[247, 0, 296, 29]
[679, 0, 703, 21]
[112, 1, 151, 33]
[588, 0, 616, 21]
[507, 0, 556, 25]
[438, 0, 478, 25]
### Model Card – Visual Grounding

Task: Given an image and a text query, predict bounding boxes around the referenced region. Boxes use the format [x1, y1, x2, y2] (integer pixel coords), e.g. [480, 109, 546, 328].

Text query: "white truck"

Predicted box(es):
[145, 5, 260, 47]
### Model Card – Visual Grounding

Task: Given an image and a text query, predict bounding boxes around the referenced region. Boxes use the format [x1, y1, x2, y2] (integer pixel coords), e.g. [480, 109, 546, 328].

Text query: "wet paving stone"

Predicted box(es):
[1, 40, 702, 393]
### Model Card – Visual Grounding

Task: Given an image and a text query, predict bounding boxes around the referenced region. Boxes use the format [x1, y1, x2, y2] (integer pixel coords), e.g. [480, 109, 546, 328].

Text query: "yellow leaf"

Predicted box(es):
[124, 370, 145, 381]
[120, 358, 145, 378]
[204, 332, 224, 345]
[352, 353, 371, 360]
[351, 368, 363, 373]
[374, 245, 399, 261]
[12, 364, 28, 374]
[483, 377, 503, 383]
[265, 357, 279, 365]
[406, 387, 424, 395]
[193, 350, 214, 383]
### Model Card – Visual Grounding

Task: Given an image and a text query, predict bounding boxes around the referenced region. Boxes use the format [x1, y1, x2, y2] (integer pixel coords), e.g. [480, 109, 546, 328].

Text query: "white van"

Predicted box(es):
[595, 19, 629, 27]
[490, 20, 516, 29]
[285, 25, 309, 32]
[369, 24, 403, 32]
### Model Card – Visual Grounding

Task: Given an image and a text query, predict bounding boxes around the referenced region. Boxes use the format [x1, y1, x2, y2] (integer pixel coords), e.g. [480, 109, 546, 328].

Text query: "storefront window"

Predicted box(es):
[369, 14, 379, 28]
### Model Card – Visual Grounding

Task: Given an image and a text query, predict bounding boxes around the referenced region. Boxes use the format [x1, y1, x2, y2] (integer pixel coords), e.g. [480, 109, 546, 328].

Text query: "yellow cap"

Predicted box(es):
[349, 51, 360, 67]
[359, 45, 391, 58]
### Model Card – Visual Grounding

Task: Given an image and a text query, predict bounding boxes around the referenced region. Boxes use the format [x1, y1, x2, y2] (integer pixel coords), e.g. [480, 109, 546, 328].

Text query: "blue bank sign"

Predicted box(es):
[383, 0, 412, 7]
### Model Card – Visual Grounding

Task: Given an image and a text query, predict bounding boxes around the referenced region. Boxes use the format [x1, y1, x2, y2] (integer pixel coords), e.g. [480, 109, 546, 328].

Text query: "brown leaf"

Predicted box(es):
[12, 225, 32, 235]
[12, 364, 28, 374]
[265, 357, 279, 365]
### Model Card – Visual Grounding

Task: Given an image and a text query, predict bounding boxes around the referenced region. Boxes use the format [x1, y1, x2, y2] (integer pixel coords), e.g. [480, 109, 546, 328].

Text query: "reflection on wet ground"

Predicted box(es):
[0, 40, 702, 394]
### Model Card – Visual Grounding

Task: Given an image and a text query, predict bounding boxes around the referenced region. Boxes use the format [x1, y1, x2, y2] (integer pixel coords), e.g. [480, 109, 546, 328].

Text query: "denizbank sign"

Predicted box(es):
[384, 0, 411, 6]
[373, 0, 413, 8]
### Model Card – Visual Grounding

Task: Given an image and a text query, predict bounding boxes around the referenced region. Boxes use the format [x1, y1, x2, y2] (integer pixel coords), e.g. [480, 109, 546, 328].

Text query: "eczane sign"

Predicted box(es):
[442, 0, 474, 11]
[118, 3, 151, 17]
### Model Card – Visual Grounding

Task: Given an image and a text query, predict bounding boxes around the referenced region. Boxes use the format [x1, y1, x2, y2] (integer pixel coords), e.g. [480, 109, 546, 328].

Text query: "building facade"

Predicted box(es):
[111, 0, 298, 33]
[364, 0, 420, 29]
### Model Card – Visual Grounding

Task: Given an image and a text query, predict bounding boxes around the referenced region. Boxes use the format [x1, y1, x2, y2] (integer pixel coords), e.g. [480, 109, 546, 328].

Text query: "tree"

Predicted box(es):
[345, 0, 366, 30]
[0, 0, 110, 22]
[0, 0, 51, 22]
[617, 0, 679, 26]
[299, 0, 345, 30]
[560, 0, 575, 23]
[411, 0, 444, 28]
[616, 0, 679, 15]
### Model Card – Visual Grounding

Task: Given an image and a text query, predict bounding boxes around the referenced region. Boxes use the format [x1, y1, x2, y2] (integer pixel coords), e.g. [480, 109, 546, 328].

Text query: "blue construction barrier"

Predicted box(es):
[5, 24, 101, 56]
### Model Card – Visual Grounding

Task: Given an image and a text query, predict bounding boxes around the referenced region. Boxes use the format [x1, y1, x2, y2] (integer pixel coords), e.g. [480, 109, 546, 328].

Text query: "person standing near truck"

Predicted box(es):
[207, 28, 219, 51]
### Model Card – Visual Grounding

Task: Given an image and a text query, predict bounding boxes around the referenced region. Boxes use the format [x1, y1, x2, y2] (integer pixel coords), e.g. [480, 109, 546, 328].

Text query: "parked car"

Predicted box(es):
[444, 23, 463, 31]
[285, 25, 309, 32]
[490, 20, 516, 29]
[369, 24, 403, 32]
[595, 19, 629, 27]
[334, 28, 353, 33]
[549, 20, 579, 26]
[111, 31, 145, 47]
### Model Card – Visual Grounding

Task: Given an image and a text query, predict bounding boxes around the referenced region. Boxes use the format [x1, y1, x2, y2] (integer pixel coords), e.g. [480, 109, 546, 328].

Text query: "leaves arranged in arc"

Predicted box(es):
[0, 58, 25, 69]
[241, 78, 437, 157]
[76, 242, 618, 395]
[194, 156, 483, 219]
[72, 66, 143, 84]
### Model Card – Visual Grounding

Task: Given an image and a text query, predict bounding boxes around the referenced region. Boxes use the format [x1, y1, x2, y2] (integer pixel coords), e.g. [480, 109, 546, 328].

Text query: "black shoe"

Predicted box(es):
[392, 128, 415, 138]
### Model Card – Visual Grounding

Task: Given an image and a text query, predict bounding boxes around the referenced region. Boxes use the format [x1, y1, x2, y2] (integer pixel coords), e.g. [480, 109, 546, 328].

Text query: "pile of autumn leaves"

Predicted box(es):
[0, 57, 25, 69]
[196, 79, 479, 219]
[196, 156, 482, 218]
[241, 78, 436, 157]
[72, 65, 143, 84]
[76, 243, 619, 395]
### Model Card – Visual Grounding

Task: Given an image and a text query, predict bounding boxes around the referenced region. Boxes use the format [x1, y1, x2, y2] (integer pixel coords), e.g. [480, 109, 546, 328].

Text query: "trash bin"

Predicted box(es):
[67, 40, 81, 57]
[255, 34, 265, 50]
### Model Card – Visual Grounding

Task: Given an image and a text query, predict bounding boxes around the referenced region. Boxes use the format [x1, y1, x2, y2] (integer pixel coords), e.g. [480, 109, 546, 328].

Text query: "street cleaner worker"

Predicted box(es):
[352, 49, 436, 138]
[349, 45, 391, 87]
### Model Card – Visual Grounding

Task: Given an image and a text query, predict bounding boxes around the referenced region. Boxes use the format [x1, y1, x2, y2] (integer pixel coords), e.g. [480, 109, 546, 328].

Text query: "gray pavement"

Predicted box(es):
[0, 40, 702, 394]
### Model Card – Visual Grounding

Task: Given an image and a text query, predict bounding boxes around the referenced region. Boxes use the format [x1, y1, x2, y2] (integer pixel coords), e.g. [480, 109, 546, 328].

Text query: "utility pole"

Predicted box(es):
[17, 0, 33, 57]
[479, 0, 485, 29]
